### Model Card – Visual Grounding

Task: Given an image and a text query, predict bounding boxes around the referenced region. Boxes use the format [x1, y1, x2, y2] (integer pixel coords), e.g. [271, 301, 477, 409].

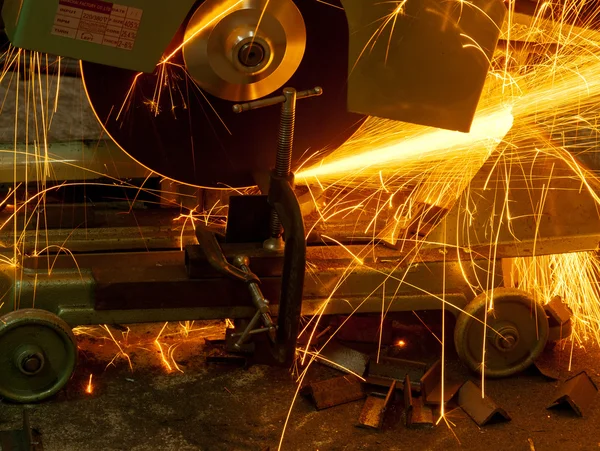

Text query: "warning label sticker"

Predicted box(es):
[52, 0, 143, 51]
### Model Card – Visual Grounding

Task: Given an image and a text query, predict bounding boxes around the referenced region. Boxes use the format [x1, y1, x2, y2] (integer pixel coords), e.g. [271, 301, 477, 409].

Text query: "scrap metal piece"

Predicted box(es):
[458, 381, 511, 426]
[318, 341, 370, 377]
[404, 375, 434, 429]
[545, 296, 573, 342]
[306, 375, 365, 410]
[547, 320, 573, 342]
[0, 411, 43, 451]
[547, 371, 598, 417]
[544, 296, 573, 326]
[358, 381, 396, 429]
[534, 359, 560, 381]
[420, 360, 462, 405]
[533, 348, 563, 380]
[367, 357, 428, 391]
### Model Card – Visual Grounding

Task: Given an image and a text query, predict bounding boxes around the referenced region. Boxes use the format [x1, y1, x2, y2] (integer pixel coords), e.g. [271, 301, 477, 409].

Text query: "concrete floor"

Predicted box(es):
[0, 315, 598, 451]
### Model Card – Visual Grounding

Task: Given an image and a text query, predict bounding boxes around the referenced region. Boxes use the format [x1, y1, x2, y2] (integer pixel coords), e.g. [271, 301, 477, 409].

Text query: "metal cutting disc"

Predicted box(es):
[81, 0, 365, 188]
[183, 0, 307, 102]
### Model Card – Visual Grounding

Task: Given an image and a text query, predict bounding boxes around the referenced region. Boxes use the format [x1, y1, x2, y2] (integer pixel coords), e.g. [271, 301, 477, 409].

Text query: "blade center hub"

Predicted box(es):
[238, 42, 265, 67]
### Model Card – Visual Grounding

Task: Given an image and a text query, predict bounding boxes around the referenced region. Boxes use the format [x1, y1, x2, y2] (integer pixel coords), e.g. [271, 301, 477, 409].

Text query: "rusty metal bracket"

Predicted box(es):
[458, 380, 511, 426]
[420, 360, 463, 405]
[366, 357, 427, 391]
[358, 381, 396, 429]
[304, 375, 365, 410]
[545, 296, 574, 342]
[547, 370, 598, 417]
[533, 348, 567, 380]
[545, 296, 573, 326]
[318, 341, 370, 377]
[404, 375, 434, 428]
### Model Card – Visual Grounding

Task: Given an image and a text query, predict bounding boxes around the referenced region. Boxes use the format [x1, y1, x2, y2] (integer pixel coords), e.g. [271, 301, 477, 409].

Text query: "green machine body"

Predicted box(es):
[2, 0, 197, 72]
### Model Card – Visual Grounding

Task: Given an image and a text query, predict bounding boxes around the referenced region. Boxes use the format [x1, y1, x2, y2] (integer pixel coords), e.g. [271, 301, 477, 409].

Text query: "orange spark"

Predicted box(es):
[85, 374, 94, 394]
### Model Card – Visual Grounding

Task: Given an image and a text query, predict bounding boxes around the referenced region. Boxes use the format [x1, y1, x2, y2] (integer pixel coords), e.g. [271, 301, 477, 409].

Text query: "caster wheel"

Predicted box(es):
[0, 309, 77, 402]
[454, 288, 549, 378]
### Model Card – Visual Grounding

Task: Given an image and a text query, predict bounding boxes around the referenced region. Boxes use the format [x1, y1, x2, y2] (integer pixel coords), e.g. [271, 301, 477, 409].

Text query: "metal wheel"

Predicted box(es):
[0, 309, 77, 402]
[454, 288, 549, 378]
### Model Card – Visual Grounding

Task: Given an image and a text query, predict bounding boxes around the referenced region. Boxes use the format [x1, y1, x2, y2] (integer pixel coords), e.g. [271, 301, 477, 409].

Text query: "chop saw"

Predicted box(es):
[0, 0, 598, 403]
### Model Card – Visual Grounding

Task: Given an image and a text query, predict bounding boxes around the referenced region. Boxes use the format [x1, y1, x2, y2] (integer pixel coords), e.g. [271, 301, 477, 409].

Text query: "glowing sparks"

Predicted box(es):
[509, 252, 600, 346]
[280, 2, 600, 445]
[85, 374, 94, 394]
[6, 1, 600, 448]
[163, 0, 243, 65]
[297, 106, 514, 179]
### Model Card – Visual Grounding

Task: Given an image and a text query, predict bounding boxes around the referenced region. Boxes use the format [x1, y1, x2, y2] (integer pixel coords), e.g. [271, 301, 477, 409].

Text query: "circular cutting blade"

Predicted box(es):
[81, 0, 365, 188]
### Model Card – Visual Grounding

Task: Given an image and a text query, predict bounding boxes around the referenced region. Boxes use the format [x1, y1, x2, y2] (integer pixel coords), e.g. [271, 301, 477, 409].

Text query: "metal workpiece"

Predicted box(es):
[426, 150, 600, 258]
[358, 381, 396, 429]
[186, 243, 284, 279]
[304, 375, 365, 410]
[404, 375, 434, 429]
[458, 380, 511, 426]
[420, 360, 463, 405]
[0, 209, 197, 255]
[547, 371, 598, 417]
[318, 341, 370, 377]
[59, 306, 258, 327]
[302, 255, 499, 317]
[545, 296, 574, 342]
[533, 348, 565, 380]
[366, 357, 428, 391]
[0, 140, 150, 183]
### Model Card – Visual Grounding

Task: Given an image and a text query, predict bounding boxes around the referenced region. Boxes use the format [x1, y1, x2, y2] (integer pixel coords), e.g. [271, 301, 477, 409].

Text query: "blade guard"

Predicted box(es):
[342, 0, 506, 132]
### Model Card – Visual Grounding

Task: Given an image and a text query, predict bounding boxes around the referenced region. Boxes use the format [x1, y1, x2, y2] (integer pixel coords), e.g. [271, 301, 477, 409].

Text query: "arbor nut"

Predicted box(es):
[16, 349, 45, 376]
